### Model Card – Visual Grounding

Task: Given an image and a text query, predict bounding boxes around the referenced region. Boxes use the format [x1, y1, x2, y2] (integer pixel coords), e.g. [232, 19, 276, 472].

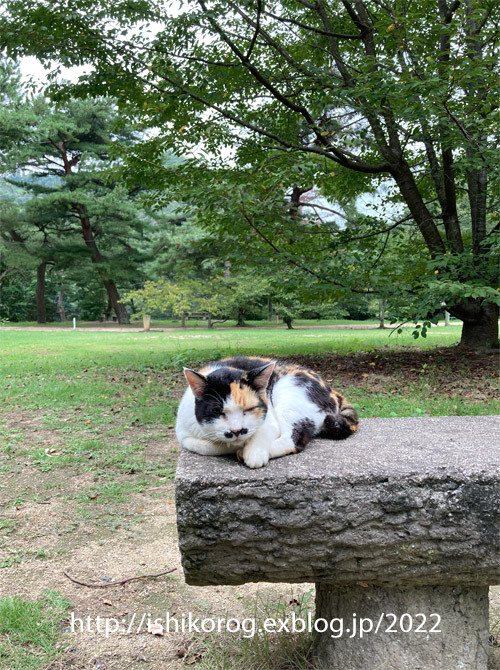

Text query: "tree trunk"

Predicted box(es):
[458, 303, 499, 350]
[36, 262, 47, 324]
[78, 212, 129, 323]
[444, 310, 450, 327]
[207, 312, 212, 328]
[103, 279, 129, 324]
[268, 295, 273, 321]
[378, 299, 387, 329]
[283, 316, 294, 329]
[104, 294, 112, 321]
[237, 308, 246, 327]
[181, 311, 187, 328]
[59, 143, 130, 324]
[57, 292, 66, 322]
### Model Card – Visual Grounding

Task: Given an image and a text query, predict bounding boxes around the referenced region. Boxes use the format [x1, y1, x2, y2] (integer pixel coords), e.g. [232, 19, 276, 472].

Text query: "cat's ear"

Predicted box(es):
[184, 368, 208, 398]
[248, 361, 276, 391]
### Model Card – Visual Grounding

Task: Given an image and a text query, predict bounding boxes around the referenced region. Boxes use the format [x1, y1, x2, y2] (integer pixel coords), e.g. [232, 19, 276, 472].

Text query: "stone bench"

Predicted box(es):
[175, 416, 500, 669]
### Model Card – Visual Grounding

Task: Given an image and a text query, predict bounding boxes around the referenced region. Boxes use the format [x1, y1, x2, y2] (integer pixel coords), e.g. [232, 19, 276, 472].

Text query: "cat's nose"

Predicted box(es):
[226, 428, 248, 438]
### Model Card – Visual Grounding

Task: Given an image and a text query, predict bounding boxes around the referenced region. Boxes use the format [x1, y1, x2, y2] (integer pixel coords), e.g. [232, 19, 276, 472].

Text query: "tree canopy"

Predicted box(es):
[1, 1, 499, 346]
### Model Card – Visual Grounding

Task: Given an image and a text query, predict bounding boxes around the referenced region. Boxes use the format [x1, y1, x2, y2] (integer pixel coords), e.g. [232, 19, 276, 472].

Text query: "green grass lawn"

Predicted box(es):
[0, 591, 70, 670]
[0, 325, 497, 419]
[0, 325, 497, 445]
[0, 325, 498, 479]
[1, 324, 462, 372]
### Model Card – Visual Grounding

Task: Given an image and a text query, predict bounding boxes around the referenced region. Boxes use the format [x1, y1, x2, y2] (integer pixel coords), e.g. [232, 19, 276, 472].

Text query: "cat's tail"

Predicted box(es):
[319, 391, 359, 440]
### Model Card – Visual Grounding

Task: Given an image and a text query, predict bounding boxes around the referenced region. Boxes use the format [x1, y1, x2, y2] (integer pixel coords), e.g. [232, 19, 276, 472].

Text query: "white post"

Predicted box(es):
[73, 317, 76, 330]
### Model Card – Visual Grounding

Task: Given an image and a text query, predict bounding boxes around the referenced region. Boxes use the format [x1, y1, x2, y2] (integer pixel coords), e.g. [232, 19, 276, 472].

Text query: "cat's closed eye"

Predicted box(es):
[243, 407, 259, 414]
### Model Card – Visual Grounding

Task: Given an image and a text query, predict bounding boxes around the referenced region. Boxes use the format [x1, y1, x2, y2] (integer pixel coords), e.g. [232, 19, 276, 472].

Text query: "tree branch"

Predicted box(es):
[244, 0, 262, 61]
[263, 10, 362, 40]
[63, 568, 176, 588]
[240, 207, 371, 293]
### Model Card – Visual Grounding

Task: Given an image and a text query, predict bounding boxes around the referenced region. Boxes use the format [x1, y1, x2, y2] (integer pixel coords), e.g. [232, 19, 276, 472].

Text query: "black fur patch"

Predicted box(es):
[194, 391, 226, 424]
[319, 414, 353, 440]
[291, 418, 316, 451]
[194, 368, 239, 424]
[293, 373, 335, 413]
[220, 356, 271, 371]
[218, 357, 277, 401]
[195, 364, 268, 424]
[207, 366, 246, 386]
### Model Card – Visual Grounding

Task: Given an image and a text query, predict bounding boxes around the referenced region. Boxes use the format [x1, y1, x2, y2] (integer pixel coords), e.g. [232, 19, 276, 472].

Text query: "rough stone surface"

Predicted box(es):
[313, 584, 489, 670]
[175, 416, 500, 587]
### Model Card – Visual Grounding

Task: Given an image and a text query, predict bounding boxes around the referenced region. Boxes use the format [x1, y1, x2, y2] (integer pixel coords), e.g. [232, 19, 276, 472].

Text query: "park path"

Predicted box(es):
[0, 322, 456, 333]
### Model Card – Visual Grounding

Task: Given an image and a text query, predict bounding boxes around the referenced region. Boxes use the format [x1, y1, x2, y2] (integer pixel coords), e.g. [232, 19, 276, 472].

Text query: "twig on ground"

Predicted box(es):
[63, 568, 176, 588]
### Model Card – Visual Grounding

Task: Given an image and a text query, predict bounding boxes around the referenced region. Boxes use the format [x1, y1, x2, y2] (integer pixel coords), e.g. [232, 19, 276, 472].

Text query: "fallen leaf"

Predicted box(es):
[185, 655, 202, 665]
[148, 623, 164, 636]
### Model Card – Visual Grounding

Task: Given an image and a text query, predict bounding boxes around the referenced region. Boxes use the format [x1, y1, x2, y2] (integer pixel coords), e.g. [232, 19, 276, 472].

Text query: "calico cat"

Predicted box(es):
[175, 356, 358, 469]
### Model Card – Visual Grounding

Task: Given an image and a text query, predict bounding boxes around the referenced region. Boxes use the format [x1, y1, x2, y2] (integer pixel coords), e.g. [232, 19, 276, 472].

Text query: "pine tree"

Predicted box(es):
[2, 92, 148, 322]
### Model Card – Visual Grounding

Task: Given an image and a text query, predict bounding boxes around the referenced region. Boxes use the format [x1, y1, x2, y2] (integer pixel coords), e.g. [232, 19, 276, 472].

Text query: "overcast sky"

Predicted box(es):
[19, 56, 88, 88]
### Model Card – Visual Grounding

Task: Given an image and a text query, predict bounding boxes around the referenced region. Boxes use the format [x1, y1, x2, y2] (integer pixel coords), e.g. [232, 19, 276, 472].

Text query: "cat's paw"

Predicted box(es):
[242, 446, 269, 469]
[236, 448, 244, 462]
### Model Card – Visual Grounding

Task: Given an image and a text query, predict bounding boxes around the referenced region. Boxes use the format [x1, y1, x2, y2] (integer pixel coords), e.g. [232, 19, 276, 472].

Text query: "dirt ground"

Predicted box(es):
[0, 423, 311, 669]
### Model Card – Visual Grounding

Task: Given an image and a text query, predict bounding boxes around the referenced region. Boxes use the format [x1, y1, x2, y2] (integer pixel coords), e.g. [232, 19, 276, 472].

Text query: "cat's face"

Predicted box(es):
[184, 362, 275, 446]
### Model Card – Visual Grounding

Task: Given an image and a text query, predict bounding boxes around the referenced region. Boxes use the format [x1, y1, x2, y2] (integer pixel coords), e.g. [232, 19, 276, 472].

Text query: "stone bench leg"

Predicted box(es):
[313, 584, 489, 670]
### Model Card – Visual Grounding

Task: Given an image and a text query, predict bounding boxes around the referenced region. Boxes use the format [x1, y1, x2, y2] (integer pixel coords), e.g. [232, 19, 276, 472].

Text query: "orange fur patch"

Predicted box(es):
[350, 425, 358, 433]
[229, 382, 259, 409]
[329, 390, 341, 410]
